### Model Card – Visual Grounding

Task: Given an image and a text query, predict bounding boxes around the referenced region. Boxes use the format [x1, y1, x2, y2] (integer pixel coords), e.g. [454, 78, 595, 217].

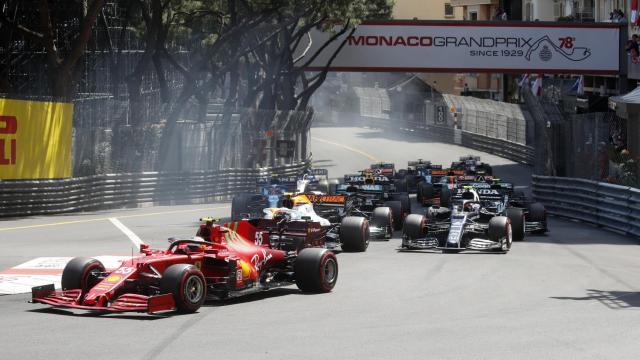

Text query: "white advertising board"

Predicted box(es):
[295, 21, 620, 74]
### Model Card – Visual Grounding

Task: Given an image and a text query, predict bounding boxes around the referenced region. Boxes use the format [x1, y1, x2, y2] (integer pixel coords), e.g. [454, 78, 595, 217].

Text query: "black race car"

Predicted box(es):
[401, 186, 525, 253]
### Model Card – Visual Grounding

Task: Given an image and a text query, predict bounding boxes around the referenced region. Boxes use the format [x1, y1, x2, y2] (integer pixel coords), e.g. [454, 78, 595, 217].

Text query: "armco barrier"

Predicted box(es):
[0, 162, 308, 217]
[532, 175, 640, 238]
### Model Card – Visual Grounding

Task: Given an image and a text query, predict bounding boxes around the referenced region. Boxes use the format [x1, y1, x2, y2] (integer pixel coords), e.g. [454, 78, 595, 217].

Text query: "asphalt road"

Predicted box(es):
[0, 126, 639, 359]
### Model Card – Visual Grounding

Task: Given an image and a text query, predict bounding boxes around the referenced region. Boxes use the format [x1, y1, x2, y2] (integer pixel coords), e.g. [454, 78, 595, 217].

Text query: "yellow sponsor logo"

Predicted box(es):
[194, 261, 202, 270]
[105, 275, 121, 283]
[0, 98, 73, 179]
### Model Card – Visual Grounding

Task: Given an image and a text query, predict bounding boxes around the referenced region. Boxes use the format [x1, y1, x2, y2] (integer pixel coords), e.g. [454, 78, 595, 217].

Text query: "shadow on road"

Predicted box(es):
[27, 307, 171, 320]
[551, 289, 640, 309]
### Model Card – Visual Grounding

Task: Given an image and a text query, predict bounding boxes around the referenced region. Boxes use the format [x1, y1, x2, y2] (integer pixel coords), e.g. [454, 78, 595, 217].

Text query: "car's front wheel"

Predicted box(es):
[61, 257, 105, 292]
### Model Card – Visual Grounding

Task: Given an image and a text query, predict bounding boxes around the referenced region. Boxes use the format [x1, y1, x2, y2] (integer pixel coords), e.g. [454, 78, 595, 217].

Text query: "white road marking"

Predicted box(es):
[109, 217, 145, 248]
[0, 255, 131, 295]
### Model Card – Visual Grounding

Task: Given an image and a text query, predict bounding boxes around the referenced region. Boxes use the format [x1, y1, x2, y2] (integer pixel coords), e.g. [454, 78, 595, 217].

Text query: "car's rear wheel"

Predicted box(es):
[371, 207, 393, 239]
[394, 178, 408, 193]
[339, 216, 370, 252]
[61, 257, 105, 292]
[506, 208, 525, 241]
[440, 187, 452, 208]
[403, 214, 426, 240]
[528, 202, 547, 234]
[418, 182, 433, 206]
[161, 264, 206, 313]
[384, 200, 403, 231]
[295, 248, 338, 293]
[489, 216, 512, 252]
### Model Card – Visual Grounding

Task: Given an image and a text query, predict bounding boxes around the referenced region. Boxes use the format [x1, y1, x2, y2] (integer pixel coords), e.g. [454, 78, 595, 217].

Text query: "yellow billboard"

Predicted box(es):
[0, 98, 73, 179]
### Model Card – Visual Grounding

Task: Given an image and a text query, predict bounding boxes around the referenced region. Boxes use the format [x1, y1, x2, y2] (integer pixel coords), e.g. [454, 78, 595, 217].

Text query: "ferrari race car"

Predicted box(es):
[450, 155, 493, 175]
[32, 220, 338, 315]
[401, 187, 525, 253]
[231, 168, 332, 220]
[338, 170, 411, 230]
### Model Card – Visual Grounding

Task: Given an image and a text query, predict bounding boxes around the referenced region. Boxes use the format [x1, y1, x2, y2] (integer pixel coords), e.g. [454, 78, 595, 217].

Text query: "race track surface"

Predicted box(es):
[0, 126, 639, 360]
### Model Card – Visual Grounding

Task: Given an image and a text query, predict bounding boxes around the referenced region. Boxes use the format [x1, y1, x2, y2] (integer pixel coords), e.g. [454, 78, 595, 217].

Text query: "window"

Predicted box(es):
[469, 11, 478, 21]
[444, 3, 454, 17]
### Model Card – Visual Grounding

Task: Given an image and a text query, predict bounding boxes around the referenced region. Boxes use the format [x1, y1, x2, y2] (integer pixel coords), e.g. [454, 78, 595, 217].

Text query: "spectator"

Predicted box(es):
[501, 10, 508, 20]
[619, 10, 628, 23]
[494, 8, 503, 20]
[625, 39, 638, 56]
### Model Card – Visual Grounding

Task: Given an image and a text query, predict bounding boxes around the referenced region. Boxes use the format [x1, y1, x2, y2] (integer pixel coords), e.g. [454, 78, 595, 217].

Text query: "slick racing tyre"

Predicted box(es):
[488, 216, 512, 252]
[384, 200, 403, 231]
[418, 182, 434, 206]
[403, 214, 426, 240]
[392, 192, 411, 219]
[404, 175, 417, 192]
[161, 264, 206, 313]
[440, 187, 452, 208]
[295, 248, 338, 293]
[371, 207, 393, 239]
[340, 216, 370, 252]
[528, 202, 547, 234]
[231, 194, 252, 221]
[61, 257, 105, 292]
[394, 178, 408, 193]
[506, 208, 525, 241]
[528, 202, 546, 222]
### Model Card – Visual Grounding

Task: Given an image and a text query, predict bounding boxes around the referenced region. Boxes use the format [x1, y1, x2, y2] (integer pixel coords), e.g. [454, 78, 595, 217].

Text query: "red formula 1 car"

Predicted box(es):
[31, 219, 338, 315]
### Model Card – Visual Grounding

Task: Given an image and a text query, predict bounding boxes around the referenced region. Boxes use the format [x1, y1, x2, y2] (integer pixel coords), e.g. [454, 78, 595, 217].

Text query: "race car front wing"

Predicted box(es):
[31, 284, 176, 314]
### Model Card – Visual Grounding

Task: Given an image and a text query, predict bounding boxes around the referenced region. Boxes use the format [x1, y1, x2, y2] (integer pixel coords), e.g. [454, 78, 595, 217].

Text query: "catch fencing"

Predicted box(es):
[0, 162, 309, 217]
[532, 175, 640, 238]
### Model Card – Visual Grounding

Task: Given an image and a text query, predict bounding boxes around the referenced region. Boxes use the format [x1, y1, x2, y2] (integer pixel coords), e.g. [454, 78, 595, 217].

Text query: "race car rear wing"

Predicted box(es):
[343, 174, 393, 185]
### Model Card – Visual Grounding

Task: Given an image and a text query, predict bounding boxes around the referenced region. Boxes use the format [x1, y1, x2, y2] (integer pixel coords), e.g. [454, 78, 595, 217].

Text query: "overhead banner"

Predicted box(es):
[0, 98, 73, 179]
[295, 21, 620, 74]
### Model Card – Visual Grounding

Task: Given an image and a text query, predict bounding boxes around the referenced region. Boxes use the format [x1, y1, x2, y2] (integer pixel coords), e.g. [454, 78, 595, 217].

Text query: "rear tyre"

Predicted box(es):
[440, 187, 452, 208]
[61, 257, 105, 292]
[161, 264, 206, 313]
[418, 183, 434, 207]
[528, 202, 546, 222]
[404, 175, 416, 192]
[295, 248, 338, 293]
[371, 207, 393, 239]
[231, 194, 252, 221]
[489, 216, 512, 251]
[394, 178, 408, 193]
[339, 216, 370, 252]
[506, 208, 525, 241]
[384, 200, 403, 231]
[403, 214, 426, 240]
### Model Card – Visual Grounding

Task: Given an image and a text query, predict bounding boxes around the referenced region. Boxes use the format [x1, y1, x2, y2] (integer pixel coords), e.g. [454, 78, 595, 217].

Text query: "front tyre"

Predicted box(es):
[506, 208, 525, 241]
[61, 257, 105, 292]
[295, 248, 338, 293]
[161, 264, 206, 313]
[488, 216, 512, 252]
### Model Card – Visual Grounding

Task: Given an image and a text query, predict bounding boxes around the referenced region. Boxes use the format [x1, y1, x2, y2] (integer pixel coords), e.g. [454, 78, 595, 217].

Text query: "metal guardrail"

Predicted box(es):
[0, 162, 308, 217]
[532, 175, 640, 238]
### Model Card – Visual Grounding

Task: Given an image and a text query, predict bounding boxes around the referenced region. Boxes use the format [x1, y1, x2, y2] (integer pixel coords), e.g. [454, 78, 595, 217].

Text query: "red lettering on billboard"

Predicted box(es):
[0, 115, 17, 165]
